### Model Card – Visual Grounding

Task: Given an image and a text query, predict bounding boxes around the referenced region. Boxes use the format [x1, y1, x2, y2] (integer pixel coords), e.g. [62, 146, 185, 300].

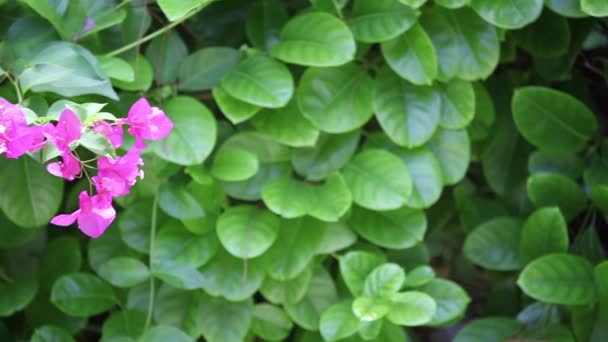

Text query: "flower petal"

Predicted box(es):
[50, 211, 80, 226]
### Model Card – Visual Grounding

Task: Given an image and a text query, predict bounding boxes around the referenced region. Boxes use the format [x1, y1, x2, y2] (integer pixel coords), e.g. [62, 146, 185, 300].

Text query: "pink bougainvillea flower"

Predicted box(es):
[51, 191, 116, 238]
[43, 109, 82, 152]
[123, 98, 173, 144]
[0, 98, 45, 158]
[46, 152, 81, 181]
[92, 120, 123, 149]
[92, 146, 144, 197]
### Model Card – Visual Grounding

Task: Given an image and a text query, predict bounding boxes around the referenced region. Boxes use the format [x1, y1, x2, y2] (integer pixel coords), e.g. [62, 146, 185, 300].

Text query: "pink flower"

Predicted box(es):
[46, 153, 81, 181]
[51, 191, 116, 238]
[43, 109, 82, 152]
[92, 146, 144, 197]
[0, 98, 45, 158]
[92, 120, 123, 149]
[123, 98, 173, 144]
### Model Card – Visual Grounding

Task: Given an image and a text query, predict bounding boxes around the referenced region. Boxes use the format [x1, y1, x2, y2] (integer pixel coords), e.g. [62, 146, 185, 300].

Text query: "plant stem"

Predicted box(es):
[4, 73, 23, 104]
[105, 4, 209, 58]
[144, 190, 159, 331]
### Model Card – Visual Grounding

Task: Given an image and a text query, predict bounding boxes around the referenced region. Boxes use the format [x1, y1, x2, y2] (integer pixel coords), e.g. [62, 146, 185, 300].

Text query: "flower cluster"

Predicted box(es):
[0, 98, 173, 238]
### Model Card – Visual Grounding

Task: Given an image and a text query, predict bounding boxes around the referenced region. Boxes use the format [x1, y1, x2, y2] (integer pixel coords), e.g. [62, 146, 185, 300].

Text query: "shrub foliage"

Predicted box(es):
[0, 0, 608, 341]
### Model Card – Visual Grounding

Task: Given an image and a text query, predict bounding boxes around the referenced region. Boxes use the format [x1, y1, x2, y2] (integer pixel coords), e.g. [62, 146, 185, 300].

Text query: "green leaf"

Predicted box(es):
[39, 237, 82, 291]
[79, 131, 116, 158]
[520, 207, 569, 265]
[179, 48, 240, 91]
[102, 310, 146, 341]
[512, 86, 597, 154]
[51, 273, 115, 317]
[271, 12, 356, 67]
[138, 325, 194, 342]
[317, 222, 357, 254]
[113, 56, 154, 91]
[31, 325, 75, 342]
[434, 0, 470, 8]
[117, 201, 152, 254]
[98, 257, 149, 288]
[517, 253, 597, 305]
[157, 0, 213, 21]
[470, 0, 543, 29]
[594, 261, 608, 339]
[342, 149, 413, 210]
[397, 146, 444, 209]
[363, 263, 406, 298]
[481, 109, 532, 195]
[582, 0, 608, 16]
[352, 297, 391, 322]
[529, 150, 584, 179]
[216, 205, 280, 258]
[0, 214, 40, 248]
[340, 251, 386, 296]
[98, 56, 134, 82]
[373, 68, 440, 147]
[246, 0, 288, 51]
[211, 148, 259, 182]
[428, 128, 470, 185]
[350, 206, 426, 249]
[386, 291, 436, 326]
[320, 301, 359, 341]
[359, 319, 384, 340]
[350, 0, 418, 43]
[19, 0, 77, 40]
[438, 80, 475, 129]
[453, 317, 520, 342]
[151, 96, 217, 165]
[404, 265, 435, 288]
[213, 86, 261, 124]
[251, 304, 293, 341]
[309, 173, 352, 222]
[527, 173, 586, 220]
[297, 63, 374, 133]
[152, 284, 193, 329]
[159, 183, 205, 220]
[292, 132, 360, 181]
[221, 162, 291, 201]
[262, 177, 317, 218]
[199, 249, 265, 301]
[19, 42, 117, 100]
[421, 279, 471, 326]
[151, 260, 205, 290]
[421, 7, 499, 80]
[152, 223, 218, 269]
[513, 10, 571, 58]
[252, 101, 320, 147]
[464, 217, 523, 271]
[381, 23, 438, 85]
[545, 0, 587, 17]
[146, 30, 188, 85]
[261, 263, 314, 305]
[189, 294, 253, 342]
[284, 265, 338, 330]
[0, 254, 38, 317]
[572, 225, 606, 265]
[221, 54, 294, 108]
[469, 82, 496, 141]
[265, 217, 324, 280]
[0, 157, 63, 228]
[89, 228, 136, 273]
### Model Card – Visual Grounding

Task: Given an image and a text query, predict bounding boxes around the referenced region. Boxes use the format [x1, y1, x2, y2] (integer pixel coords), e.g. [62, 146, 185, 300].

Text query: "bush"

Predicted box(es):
[0, 0, 607, 341]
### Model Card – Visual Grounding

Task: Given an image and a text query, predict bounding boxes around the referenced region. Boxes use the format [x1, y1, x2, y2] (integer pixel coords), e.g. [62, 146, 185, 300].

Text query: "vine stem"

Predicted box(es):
[4, 73, 23, 104]
[144, 190, 159, 331]
[104, 3, 211, 58]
